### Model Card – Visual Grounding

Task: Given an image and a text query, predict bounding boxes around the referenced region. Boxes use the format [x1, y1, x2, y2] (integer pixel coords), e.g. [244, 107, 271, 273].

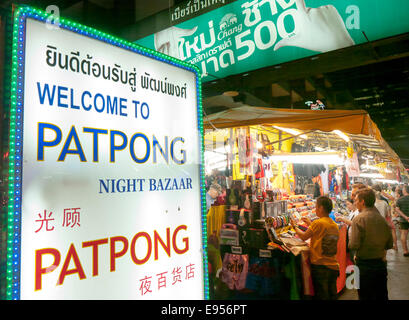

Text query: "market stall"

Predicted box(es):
[204, 106, 407, 300]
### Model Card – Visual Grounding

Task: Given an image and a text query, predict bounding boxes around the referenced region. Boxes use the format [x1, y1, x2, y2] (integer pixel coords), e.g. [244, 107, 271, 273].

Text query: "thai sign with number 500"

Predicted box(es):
[135, 0, 409, 81]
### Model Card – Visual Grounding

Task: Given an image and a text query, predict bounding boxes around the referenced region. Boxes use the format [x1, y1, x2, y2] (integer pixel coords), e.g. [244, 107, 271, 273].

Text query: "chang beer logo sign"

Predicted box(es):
[218, 13, 238, 32]
[146, 0, 360, 80]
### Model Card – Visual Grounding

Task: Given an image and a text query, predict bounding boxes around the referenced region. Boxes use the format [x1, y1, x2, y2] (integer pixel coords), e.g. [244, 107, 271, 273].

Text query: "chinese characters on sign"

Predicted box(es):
[139, 263, 196, 296]
[35, 208, 82, 232]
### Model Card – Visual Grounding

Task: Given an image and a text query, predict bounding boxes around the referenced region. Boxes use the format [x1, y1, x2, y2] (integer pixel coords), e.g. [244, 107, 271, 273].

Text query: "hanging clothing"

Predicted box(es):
[320, 165, 329, 195]
[220, 253, 249, 291]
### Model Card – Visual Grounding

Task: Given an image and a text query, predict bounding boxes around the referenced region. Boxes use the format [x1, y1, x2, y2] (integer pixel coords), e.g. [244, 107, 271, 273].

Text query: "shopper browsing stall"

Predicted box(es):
[349, 188, 393, 300]
[374, 188, 398, 250]
[291, 196, 339, 300]
[336, 183, 366, 261]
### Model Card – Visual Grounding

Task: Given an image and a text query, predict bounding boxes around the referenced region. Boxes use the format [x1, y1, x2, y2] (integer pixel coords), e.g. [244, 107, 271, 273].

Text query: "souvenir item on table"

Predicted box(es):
[226, 209, 252, 227]
[260, 201, 266, 219]
[238, 208, 246, 227]
[220, 224, 239, 246]
[245, 174, 252, 189]
[228, 188, 238, 206]
[264, 217, 283, 245]
[297, 224, 308, 232]
[244, 193, 251, 210]
[279, 237, 309, 256]
[255, 181, 265, 202]
[267, 241, 286, 252]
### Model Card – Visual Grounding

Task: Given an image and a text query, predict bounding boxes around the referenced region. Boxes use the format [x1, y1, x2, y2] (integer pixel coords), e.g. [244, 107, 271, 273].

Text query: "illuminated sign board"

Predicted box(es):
[5, 6, 208, 300]
[135, 0, 409, 81]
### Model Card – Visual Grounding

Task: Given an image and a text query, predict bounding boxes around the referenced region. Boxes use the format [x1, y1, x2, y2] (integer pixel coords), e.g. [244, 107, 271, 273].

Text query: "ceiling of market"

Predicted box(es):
[1, 0, 408, 170]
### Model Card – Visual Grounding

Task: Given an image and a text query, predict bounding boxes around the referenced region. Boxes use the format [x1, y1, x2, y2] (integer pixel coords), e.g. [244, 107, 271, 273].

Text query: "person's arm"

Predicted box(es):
[395, 206, 409, 222]
[336, 216, 352, 226]
[291, 219, 313, 241]
[293, 225, 313, 241]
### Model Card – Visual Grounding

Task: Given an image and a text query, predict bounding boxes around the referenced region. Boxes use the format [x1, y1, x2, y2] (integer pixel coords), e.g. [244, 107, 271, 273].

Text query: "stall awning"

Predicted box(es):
[203, 106, 406, 174]
[204, 106, 380, 138]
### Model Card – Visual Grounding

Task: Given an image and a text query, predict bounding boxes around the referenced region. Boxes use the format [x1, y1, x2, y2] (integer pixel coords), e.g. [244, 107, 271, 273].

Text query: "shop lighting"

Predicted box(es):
[373, 179, 401, 184]
[361, 164, 379, 171]
[273, 126, 307, 139]
[332, 130, 350, 142]
[314, 146, 338, 152]
[361, 164, 393, 173]
[268, 152, 344, 165]
[6, 6, 209, 300]
[359, 173, 385, 178]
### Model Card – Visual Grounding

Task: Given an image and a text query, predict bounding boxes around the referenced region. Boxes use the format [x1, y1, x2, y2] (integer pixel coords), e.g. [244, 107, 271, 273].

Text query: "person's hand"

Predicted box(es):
[335, 216, 344, 223]
[290, 218, 297, 228]
[301, 217, 311, 226]
[154, 26, 198, 59]
[274, 0, 355, 53]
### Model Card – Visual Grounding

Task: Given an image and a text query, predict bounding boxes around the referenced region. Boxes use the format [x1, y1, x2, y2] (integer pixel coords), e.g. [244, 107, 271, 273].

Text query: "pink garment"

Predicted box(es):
[221, 253, 249, 290]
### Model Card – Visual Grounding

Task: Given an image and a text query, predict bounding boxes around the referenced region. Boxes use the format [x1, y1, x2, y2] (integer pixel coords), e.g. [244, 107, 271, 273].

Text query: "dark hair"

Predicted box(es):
[404, 185, 409, 194]
[316, 196, 333, 214]
[396, 187, 403, 197]
[372, 184, 382, 192]
[352, 183, 366, 190]
[346, 198, 354, 204]
[356, 188, 376, 208]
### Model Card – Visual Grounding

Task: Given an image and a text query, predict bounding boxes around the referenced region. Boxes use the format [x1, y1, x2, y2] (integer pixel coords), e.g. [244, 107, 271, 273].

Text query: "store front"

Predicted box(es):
[202, 106, 407, 299]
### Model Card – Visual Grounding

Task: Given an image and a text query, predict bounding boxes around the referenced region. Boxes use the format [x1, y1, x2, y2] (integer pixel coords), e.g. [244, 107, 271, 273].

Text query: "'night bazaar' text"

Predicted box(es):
[99, 177, 193, 193]
[35, 225, 189, 291]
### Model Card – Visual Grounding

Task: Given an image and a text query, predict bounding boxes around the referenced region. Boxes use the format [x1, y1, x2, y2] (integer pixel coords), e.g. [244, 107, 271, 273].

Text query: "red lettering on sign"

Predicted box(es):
[82, 238, 108, 276]
[35, 248, 61, 291]
[154, 228, 171, 260]
[130, 232, 152, 265]
[173, 225, 189, 254]
[110, 236, 128, 272]
[57, 243, 86, 286]
[33, 225, 191, 291]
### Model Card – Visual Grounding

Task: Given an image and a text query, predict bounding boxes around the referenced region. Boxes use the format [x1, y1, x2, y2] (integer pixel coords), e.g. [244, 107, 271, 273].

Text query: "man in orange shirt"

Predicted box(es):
[291, 196, 339, 300]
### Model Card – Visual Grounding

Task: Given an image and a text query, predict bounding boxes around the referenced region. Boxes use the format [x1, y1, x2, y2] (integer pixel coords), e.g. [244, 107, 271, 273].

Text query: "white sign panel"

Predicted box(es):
[14, 11, 205, 300]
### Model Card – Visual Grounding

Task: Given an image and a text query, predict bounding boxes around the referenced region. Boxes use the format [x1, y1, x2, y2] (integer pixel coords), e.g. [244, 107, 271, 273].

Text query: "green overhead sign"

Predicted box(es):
[135, 0, 409, 81]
